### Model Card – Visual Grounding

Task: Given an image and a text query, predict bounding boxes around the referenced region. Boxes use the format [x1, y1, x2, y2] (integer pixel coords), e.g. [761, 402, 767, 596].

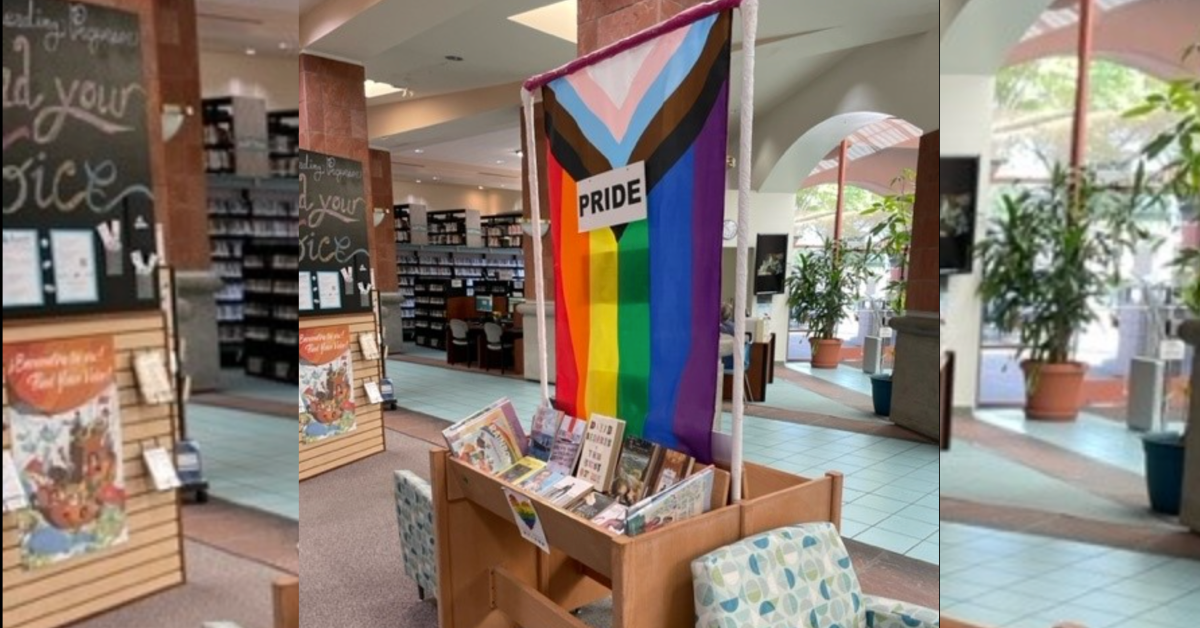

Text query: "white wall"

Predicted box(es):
[393, 181, 522, 215]
[940, 74, 996, 408]
[723, 190, 795, 356]
[200, 52, 299, 112]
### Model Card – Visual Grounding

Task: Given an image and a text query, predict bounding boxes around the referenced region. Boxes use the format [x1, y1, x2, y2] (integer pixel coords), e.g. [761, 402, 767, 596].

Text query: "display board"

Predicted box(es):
[939, 156, 979, 275]
[753, 234, 787, 295]
[2, 0, 159, 318]
[2, 315, 184, 628]
[538, 10, 733, 462]
[298, 313, 384, 481]
[298, 150, 372, 315]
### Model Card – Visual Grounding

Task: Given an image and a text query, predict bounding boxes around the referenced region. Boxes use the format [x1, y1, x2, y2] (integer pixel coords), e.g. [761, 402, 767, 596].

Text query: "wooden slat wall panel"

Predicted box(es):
[2, 314, 185, 628]
[299, 312, 386, 481]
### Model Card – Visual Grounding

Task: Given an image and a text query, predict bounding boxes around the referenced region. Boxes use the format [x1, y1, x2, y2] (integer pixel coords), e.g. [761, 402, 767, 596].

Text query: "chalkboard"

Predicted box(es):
[2, 0, 159, 317]
[299, 149, 372, 315]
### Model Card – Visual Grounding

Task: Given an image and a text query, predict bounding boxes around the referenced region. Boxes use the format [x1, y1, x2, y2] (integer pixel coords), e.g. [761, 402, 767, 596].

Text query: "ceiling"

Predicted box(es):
[388, 126, 523, 188]
[304, 0, 939, 190]
[197, 0, 300, 57]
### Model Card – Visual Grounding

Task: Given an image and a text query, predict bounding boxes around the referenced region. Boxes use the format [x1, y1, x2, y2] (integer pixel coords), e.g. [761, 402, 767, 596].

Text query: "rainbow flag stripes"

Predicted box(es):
[541, 10, 732, 462]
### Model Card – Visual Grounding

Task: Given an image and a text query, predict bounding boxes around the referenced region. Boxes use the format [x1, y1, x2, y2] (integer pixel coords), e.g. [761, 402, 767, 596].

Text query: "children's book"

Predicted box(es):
[519, 468, 565, 495]
[497, 457, 546, 485]
[650, 448, 695, 495]
[442, 398, 528, 474]
[568, 491, 615, 520]
[612, 437, 660, 506]
[529, 404, 563, 462]
[540, 476, 594, 508]
[547, 414, 588, 475]
[590, 502, 629, 534]
[575, 414, 626, 492]
[625, 467, 714, 537]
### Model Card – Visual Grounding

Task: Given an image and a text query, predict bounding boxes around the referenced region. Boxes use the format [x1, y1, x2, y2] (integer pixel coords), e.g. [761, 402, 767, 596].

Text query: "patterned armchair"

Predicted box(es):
[393, 470, 438, 600]
[692, 523, 938, 628]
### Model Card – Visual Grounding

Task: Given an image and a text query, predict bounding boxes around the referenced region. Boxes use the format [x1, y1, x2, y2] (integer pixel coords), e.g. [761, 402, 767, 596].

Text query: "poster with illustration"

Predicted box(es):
[3, 336, 127, 569]
[503, 488, 550, 553]
[299, 326, 356, 444]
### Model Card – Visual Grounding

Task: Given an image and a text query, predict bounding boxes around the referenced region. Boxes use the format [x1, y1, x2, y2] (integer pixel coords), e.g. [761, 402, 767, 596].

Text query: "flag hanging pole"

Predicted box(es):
[731, 0, 758, 504]
[521, 88, 552, 404]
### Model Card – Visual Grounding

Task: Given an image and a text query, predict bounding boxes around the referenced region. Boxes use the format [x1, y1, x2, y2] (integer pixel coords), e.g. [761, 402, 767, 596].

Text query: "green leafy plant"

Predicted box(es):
[977, 165, 1151, 370]
[785, 238, 877, 340]
[1175, 248, 1200, 316]
[863, 169, 915, 313]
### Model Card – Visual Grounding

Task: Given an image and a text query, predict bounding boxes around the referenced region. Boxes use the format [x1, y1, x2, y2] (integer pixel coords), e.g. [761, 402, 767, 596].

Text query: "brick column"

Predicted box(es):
[578, 0, 708, 54]
[299, 54, 375, 279]
[905, 130, 939, 314]
[370, 149, 397, 292]
[155, 0, 207, 270]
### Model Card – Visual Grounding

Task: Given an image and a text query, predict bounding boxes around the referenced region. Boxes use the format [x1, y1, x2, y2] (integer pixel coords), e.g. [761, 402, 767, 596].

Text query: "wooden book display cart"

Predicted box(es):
[431, 449, 843, 628]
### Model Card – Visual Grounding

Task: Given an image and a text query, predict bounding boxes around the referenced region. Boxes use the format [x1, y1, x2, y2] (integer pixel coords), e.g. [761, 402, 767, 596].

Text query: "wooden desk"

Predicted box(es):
[446, 323, 524, 374]
[941, 351, 954, 450]
[723, 333, 776, 403]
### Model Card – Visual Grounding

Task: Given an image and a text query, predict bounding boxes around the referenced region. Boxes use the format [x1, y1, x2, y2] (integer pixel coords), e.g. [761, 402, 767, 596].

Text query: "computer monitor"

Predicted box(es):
[475, 295, 493, 316]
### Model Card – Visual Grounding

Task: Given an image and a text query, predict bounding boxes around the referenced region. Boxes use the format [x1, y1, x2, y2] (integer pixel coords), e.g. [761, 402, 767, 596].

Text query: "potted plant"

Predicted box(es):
[977, 165, 1151, 420]
[786, 237, 876, 369]
[859, 170, 915, 414]
[1125, 40, 1199, 513]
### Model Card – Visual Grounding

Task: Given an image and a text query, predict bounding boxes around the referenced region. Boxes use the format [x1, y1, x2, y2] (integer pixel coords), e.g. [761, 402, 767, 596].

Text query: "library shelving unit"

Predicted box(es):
[482, 212, 525, 249]
[267, 109, 299, 178]
[396, 244, 526, 350]
[243, 239, 300, 382]
[207, 175, 299, 369]
[201, 96, 269, 177]
[431, 450, 844, 628]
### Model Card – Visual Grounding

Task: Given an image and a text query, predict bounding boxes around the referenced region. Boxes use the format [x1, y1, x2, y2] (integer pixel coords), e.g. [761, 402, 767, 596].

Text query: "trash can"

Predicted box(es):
[1142, 432, 1185, 515]
[870, 373, 893, 417]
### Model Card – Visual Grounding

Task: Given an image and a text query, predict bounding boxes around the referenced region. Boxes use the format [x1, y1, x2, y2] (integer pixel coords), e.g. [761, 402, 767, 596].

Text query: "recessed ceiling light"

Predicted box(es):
[495, 159, 505, 164]
[278, 42, 289, 50]
[414, 149, 424, 154]
[478, 186, 484, 190]
[415, 179, 422, 183]
[432, 176, 439, 181]
[514, 149, 524, 157]
[245, 48, 257, 56]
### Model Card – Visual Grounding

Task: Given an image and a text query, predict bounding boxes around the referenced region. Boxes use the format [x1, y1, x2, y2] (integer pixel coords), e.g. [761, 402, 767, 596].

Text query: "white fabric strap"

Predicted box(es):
[730, 0, 758, 504]
[521, 88, 552, 404]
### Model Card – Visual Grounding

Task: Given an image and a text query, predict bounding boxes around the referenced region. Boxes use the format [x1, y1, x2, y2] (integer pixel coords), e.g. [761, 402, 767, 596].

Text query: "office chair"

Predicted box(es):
[448, 319, 472, 367]
[482, 322, 513, 373]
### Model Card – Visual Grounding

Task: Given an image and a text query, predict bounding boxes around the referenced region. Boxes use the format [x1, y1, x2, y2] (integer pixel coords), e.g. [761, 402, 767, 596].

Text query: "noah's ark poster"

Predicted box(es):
[3, 336, 128, 569]
[299, 325, 357, 444]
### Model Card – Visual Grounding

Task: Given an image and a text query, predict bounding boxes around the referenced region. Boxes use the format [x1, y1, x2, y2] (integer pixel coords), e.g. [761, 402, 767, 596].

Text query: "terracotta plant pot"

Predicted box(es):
[1022, 361, 1087, 421]
[810, 338, 844, 369]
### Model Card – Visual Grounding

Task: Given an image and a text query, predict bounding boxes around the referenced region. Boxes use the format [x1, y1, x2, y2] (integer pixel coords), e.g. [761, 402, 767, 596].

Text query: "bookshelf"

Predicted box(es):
[201, 96, 268, 177]
[243, 239, 300, 382]
[482, 212, 525, 249]
[207, 176, 299, 368]
[396, 244, 526, 349]
[267, 110, 299, 178]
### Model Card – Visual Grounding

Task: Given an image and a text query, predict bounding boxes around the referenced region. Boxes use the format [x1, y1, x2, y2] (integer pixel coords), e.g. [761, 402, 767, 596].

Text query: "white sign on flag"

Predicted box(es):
[577, 161, 648, 233]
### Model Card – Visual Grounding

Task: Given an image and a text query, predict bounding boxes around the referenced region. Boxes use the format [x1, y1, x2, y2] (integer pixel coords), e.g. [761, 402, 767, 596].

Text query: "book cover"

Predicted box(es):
[498, 457, 546, 485]
[591, 502, 629, 534]
[575, 414, 626, 492]
[540, 476, 594, 508]
[612, 437, 659, 506]
[547, 414, 589, 475]
[519, 468, 565, 495]
[442, 398, 528, 474]
[650, 448, 695, 495]
[529, 404, 563, 462]
[626, 467, 714, 537]
[568, 491, 615, 520]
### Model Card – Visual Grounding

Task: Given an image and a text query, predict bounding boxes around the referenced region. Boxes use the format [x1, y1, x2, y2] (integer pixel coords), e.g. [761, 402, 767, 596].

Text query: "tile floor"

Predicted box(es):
[216, 368, 299, 405]
[941, 523, 1200, 628]
[186, 404, 299, 520]
[975, 409, 1186, 476]
[386, 357, 940, 564]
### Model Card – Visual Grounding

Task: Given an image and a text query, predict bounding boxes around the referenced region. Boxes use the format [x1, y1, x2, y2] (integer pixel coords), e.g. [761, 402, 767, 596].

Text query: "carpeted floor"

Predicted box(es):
[299, 413, 939, 627]
[75, 540, 286, 628]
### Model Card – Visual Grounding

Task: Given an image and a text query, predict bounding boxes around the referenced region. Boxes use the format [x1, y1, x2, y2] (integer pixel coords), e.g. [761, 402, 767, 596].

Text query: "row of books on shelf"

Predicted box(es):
[212, 240, 245, 259]
[245, 304, 299, 321]
[245, 279, 298, 295]
[217, 304, 242, 322]
[216, 284, 243, 301]
[213, 261, 241, 280]
[442, 399, 713, 537]
[485, 224, 524, 236]
[245, 328, 299, 345]
[486, 236, 522, 248]
[245, 254, 299, 270]
[209, 219, 299, 238]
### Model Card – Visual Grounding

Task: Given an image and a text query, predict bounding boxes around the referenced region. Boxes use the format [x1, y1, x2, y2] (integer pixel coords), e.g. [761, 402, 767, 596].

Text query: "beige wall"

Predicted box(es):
[200, 51, 299, 111]
[393, 181, 522, 215]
